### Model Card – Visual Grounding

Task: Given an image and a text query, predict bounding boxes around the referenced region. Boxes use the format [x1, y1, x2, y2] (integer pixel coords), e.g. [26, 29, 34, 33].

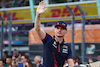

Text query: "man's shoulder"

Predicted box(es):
[43, 33, 52, 40]
[46, 33, 52, 38]
[4, 64, 8, 67]
[39, 64, 43, 67]
[42, 33, 53, 43]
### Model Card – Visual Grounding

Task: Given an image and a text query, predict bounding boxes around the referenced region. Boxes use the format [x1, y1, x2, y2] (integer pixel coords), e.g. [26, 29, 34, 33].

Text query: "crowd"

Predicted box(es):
[63, 55, 100, 67]
[1, 49, 100, 67]
[0, 0, 29, 8]
[0, 0, 46, 8]
[0, 49, 43, 67]
[1, 0, 93, 8]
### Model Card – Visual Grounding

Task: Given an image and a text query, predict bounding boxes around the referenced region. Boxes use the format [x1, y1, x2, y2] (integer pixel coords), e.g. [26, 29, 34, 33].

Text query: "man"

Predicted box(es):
[2, 51, 8, 64]
[12, 56, 18, 67]
[34, 1, 74, 67]
[4, 56, 12, 67]
[34, 55, 43, 67]
[13, 49, 19, 58]
[18, 55, 29, 67]
[0, 59, 4, 67]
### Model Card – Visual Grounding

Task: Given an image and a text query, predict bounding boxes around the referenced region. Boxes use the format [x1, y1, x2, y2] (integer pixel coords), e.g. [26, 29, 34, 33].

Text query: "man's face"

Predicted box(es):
[55, 26, 67, 37]
[0, 61, 4, 66]
[21, 56, 26, 63]
[34, 56, 39, 64]
[3, 53, 6, 57]
[6, 58, 12, 65]
[13, 51, 18, 56]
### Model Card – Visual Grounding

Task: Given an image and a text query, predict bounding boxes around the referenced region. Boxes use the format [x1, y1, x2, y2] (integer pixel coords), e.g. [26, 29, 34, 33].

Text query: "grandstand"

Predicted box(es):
[0, 0, 100, 66]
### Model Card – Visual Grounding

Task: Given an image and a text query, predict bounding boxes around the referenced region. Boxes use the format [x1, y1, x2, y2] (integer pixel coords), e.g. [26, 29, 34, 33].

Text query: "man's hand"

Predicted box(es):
[36, 1, 47, 15]
[67, 58, 74, 67]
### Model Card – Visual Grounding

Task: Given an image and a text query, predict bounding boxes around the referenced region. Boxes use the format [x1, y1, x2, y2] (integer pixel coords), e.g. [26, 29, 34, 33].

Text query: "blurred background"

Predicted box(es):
[0, 0, 100, 67]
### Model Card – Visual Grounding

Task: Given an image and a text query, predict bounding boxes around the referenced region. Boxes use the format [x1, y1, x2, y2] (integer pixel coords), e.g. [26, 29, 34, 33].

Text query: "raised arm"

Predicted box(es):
[34, 1, 47, 40]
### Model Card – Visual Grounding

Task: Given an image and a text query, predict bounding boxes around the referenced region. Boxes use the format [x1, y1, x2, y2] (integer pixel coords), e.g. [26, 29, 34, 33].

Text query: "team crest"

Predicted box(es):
[52, 41, 57, 48]
[62, 23, 65, 26]
[62, 45, 68, 54]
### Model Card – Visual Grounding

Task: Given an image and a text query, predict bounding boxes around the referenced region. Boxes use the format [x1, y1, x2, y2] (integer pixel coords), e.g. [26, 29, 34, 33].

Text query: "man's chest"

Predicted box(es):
[52, 41, 69, 54]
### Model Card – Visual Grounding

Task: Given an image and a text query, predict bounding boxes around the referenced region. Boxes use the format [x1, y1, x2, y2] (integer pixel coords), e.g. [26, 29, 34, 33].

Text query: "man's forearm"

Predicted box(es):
[68, 59, 74, 67]
[34, 14, 41, 31]
[69, 64, 74, 67]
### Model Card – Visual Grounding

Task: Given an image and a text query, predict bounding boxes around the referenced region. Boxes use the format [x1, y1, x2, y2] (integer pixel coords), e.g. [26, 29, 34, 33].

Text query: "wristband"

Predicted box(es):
[38, 14, 41, 17]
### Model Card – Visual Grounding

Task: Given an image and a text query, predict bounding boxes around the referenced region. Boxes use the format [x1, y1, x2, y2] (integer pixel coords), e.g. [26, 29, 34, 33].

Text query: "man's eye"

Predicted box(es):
[61, 28, 65, 30]
[56, 27, 59, 29]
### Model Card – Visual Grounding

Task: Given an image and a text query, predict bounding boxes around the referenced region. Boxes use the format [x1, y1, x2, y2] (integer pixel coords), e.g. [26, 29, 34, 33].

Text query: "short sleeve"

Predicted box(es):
[67, 44, 72, 59]
[42, 33, 52, 45]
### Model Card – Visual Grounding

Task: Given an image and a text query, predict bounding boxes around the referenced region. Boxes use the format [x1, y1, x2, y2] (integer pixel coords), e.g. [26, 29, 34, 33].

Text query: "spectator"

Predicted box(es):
[13, 0, 19, 7]
[0, 59, 5, 67]
[0, 0, 7, 8]
[17, 52, 25, 62]
[23, 0, 29, 6]
[87, 55, 93, 64]
[6, 0, 12, 8]
[34, 55, 43, 67]
[4, 56, 12, 67]
[0, 0, 12, 8]
[21, 24, 28, 36]
[12, 56, 18, 67]
[12, 49, 19, 58]
[63, 59, 68, 67]
[3, 51, 8, 59]
[2, 51, 8, 64]
[18, 0, 24, 6]
[18, 55, 29, 67]
[73, 56, 82, 67]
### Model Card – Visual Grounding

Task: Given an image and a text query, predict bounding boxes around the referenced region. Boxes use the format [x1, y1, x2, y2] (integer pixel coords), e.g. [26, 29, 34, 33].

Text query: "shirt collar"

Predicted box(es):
[53, 36, 65, 44]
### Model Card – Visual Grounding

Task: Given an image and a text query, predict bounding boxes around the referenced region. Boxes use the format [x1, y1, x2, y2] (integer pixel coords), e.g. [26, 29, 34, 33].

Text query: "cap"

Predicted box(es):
[55, 21, 67, 29]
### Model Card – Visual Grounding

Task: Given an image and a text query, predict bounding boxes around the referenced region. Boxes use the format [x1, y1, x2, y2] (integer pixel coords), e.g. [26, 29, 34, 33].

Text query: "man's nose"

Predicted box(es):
[58, 28, 61, 31]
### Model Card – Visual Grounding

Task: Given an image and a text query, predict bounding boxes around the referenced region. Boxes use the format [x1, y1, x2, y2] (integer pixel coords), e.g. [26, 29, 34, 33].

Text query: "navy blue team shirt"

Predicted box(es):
[42, 33, 72, 67]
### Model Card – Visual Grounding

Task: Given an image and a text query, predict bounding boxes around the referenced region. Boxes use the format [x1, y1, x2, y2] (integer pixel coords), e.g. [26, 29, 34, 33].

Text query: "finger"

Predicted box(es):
[41, 1, 45, 6]
[39, 1, 42, 6]
[41, 1, 44, 5]
[43, 8, 47, 12]
[39, 2, 41, 6]
[43, 2, 46, 8]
